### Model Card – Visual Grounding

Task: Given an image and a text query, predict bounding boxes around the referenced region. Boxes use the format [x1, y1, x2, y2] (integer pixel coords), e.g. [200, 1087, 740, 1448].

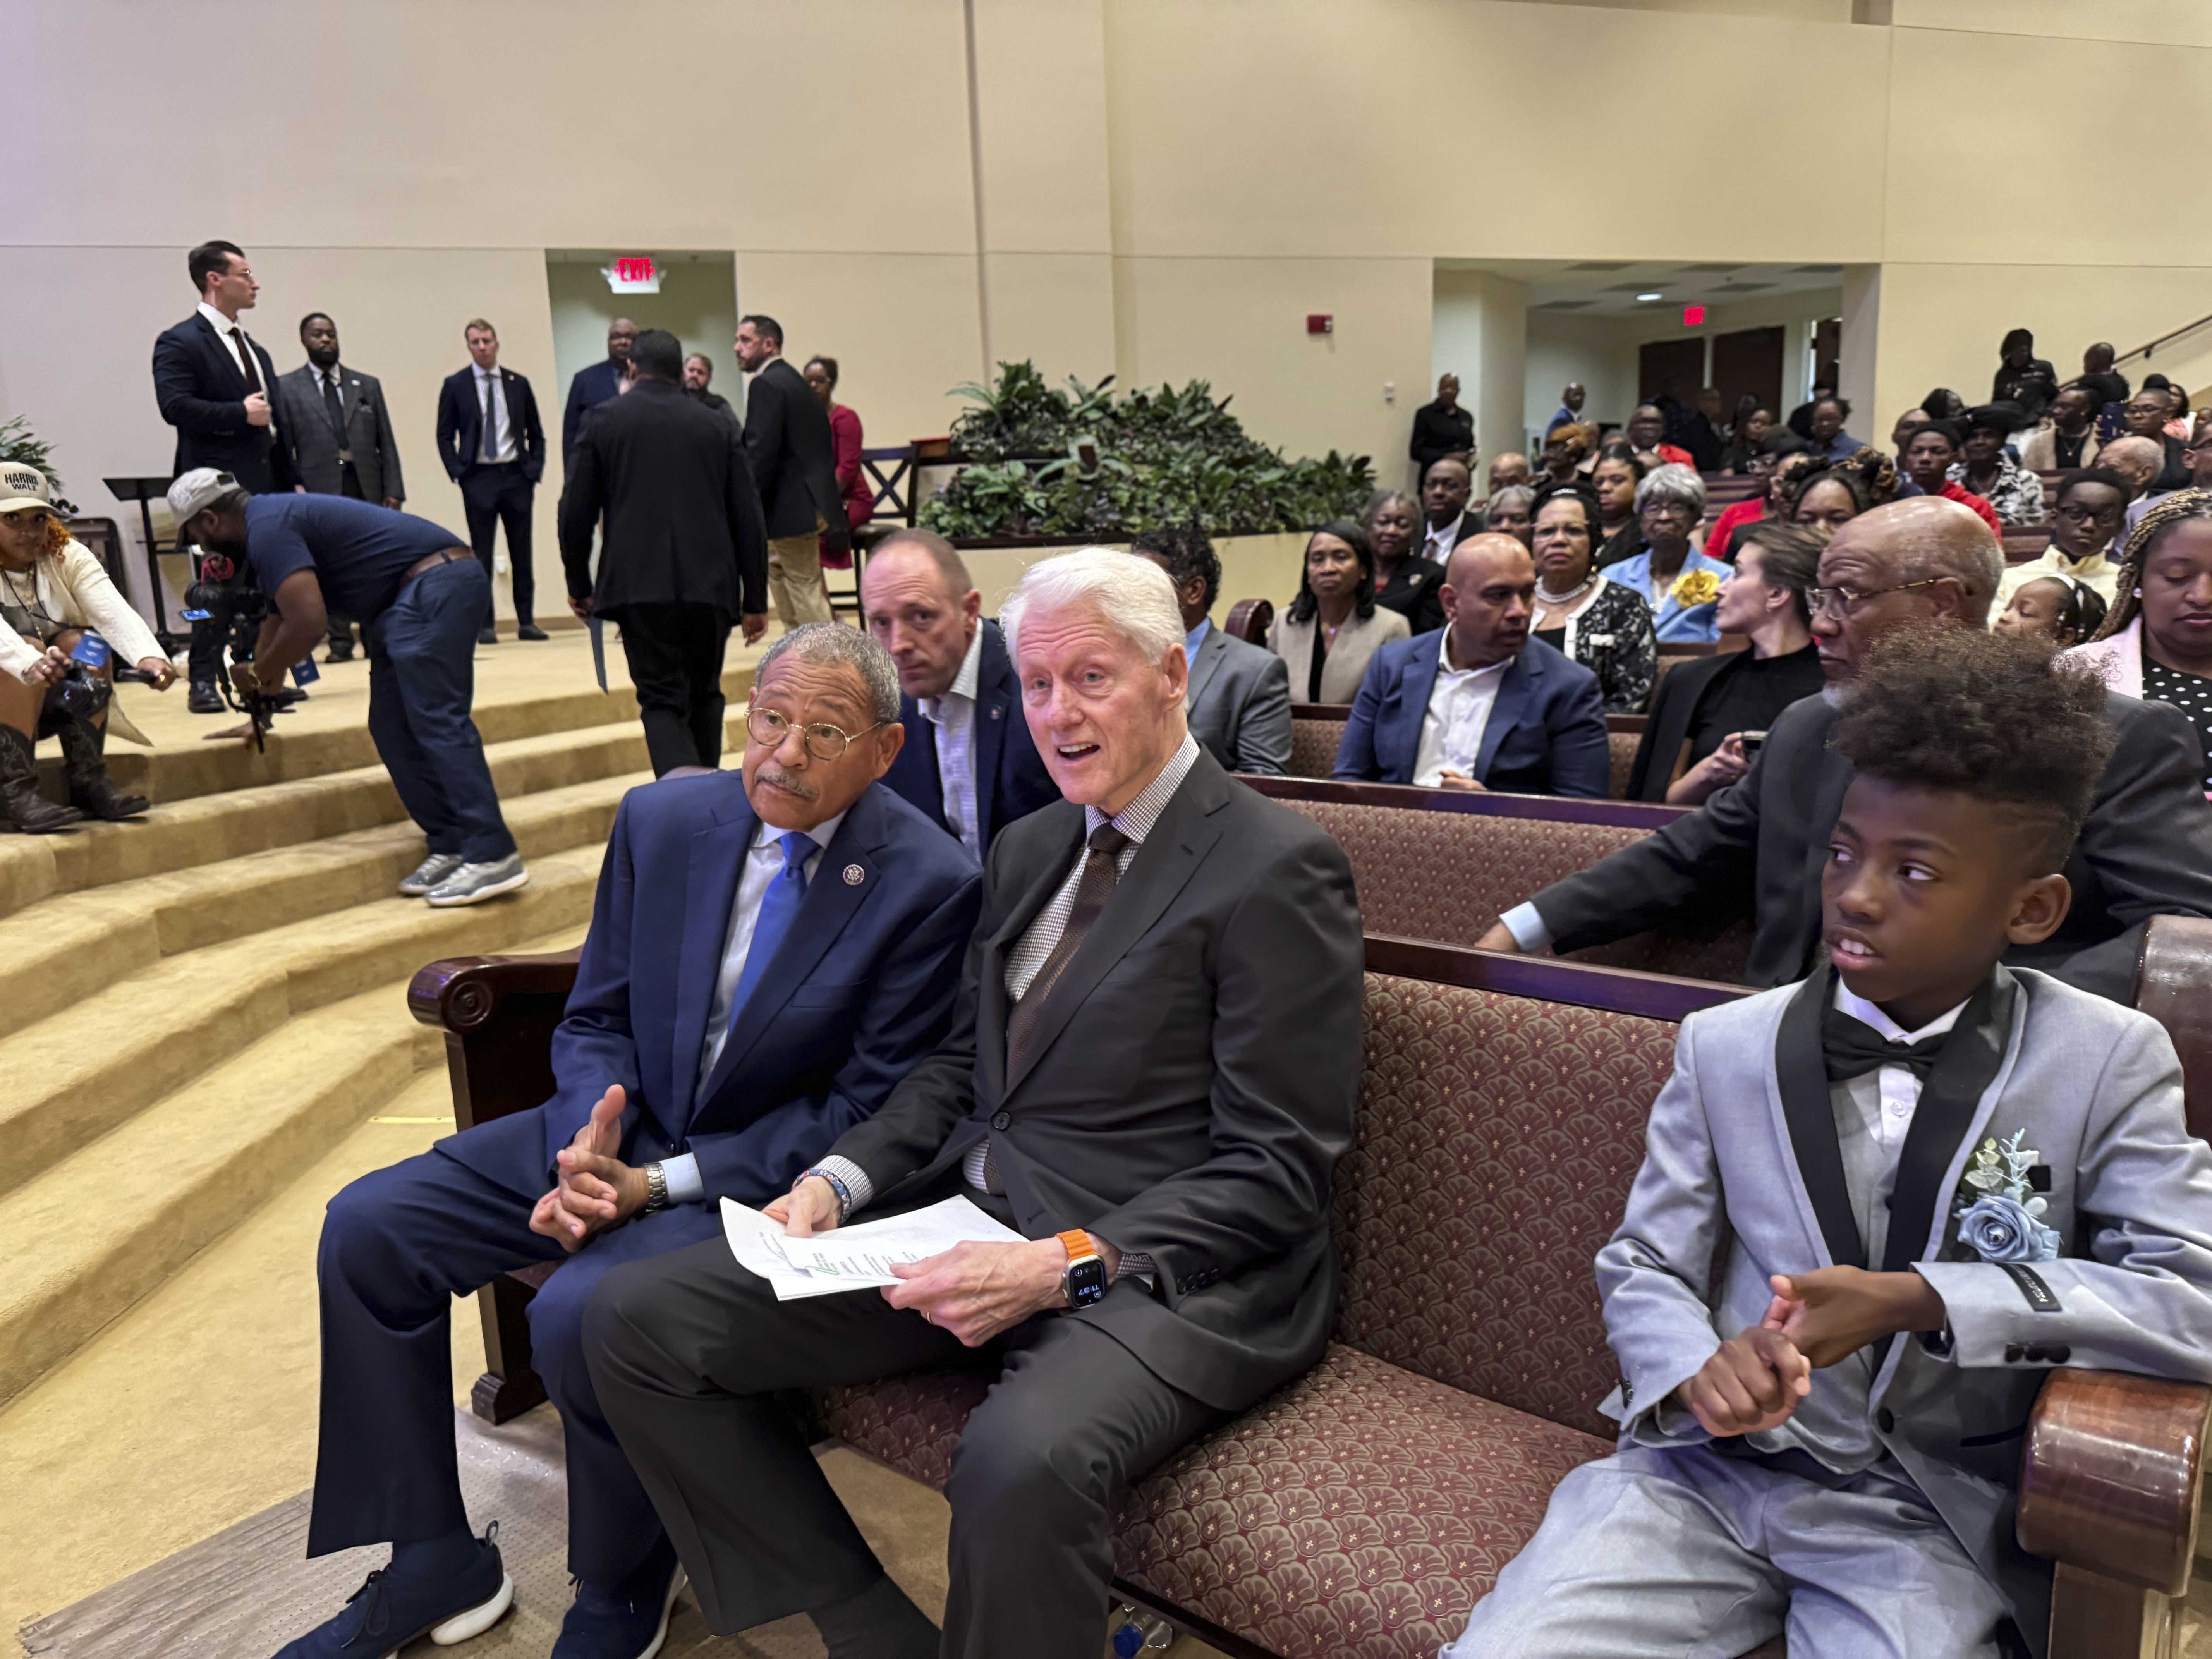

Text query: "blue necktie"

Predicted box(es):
[725, 831, 814, 1035]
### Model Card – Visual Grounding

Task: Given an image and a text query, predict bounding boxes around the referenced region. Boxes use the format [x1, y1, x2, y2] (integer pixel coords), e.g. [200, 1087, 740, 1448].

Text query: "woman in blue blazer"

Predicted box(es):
[1601, 464, 1732, 643]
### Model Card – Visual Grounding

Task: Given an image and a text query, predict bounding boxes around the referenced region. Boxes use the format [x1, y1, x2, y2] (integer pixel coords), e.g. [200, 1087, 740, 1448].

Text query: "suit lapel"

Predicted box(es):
[1773, 967, 1869, 1270]
[196, 314, 249, 397]
[974, 626, 1013, 842]
[1185, 627, 1228, 718]
[1880, 970, 2016, 1274]
[1796, 706, 1854, 976]
[1390, 639, 1443, 771]
[977, 802, 1086, 1102]
[668, 785, 759, 1140]
[1477, 647, 1535, 782]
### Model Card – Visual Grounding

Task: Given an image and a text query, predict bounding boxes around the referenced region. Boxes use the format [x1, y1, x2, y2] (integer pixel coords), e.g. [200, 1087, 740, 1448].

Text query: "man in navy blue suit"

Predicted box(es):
[436, 319, 549, 644]
[862, 528, 1059, 859]
[1333, 532, 1610, 797]
[274, 623, 982, 1659]
[562, 316, 639, 469]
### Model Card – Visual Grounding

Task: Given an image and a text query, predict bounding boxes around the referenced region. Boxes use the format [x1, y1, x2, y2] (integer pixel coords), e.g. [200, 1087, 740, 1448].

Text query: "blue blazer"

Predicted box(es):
[563, 359, 625, 467]
[436, 365, 547, 485]
[880, 620, 1060, 855]
[438, 774, 982, 1204]
[151, 312, 292, 493]
[1606, 546, 1731, 642]
[1332, 630, 1610, 797]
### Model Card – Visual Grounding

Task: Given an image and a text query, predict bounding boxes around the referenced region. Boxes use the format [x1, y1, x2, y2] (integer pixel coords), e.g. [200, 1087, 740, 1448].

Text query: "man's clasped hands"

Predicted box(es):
[1676, 1267, 1949, 1436]
[527, 1085, 1121, 1350]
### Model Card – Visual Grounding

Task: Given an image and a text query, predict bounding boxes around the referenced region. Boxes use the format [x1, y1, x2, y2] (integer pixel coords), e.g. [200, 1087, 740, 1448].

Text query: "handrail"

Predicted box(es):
[2118, 313, 2212, 367]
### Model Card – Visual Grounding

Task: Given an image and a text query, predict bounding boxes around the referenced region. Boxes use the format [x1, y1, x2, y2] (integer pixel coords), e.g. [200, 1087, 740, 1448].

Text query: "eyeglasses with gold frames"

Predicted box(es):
[745, 706, 886, 761]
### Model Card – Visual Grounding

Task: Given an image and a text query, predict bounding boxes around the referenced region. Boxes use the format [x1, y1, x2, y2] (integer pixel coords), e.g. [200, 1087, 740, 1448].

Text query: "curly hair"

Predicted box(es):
[1128, 524, 1221, 614]
[1832, 626, 2116, 872]
[2090, 486, 2212, 641]
[42, 516, 71, 560]
[1785, 447, 1899, 518]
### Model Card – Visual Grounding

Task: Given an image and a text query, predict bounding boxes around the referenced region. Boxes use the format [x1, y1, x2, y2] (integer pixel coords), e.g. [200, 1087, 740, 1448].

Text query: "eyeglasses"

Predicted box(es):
[1805, 577, 1948, 618]
[745, 706, 886, 761]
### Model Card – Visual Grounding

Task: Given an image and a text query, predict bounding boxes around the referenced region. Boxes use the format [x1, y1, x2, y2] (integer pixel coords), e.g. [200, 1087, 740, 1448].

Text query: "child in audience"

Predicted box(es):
[1995, 574, 2108, 649]
[1448, 626, 2212, 1658]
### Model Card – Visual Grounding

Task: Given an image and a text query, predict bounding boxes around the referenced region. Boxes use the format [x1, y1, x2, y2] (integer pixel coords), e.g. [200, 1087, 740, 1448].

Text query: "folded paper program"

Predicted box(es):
[719, 1194, 1027, 1300]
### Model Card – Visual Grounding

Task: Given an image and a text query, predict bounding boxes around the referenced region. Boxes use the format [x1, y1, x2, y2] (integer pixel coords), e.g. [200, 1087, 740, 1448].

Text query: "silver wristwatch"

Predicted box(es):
[641, 1161, 670, 1214]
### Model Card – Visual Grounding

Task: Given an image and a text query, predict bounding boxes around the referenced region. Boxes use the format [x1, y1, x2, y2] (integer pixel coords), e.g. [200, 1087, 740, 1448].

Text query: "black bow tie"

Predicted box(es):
[1822, 1007, 1950, 1083]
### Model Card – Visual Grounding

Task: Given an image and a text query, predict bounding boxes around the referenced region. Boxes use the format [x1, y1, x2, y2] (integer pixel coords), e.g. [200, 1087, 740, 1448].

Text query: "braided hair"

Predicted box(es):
[2089, 487, 2212, 641]
[1784, 447, 1899, 518]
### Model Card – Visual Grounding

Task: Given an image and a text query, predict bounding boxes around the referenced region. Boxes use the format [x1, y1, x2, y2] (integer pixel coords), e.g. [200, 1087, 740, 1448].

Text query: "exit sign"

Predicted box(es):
[604, 256, 663, 294]
[1683, 304, 1707, 327]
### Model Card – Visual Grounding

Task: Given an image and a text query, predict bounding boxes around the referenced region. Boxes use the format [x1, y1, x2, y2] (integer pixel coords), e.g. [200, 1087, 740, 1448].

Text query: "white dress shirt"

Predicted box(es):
[1831, 980, 1967, 1158]
[1424, 515, 1465, 564]
[1411, 632, 1511, 788]
[659, 811, 845, 1202]
[475, 364, 516, 464]
[198, 301, 252, 381]
[922, 624, 986, 860]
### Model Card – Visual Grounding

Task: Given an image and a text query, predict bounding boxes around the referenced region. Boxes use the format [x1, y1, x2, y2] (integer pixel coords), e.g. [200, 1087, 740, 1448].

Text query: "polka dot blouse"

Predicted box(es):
[2143, 658, 2212, 793]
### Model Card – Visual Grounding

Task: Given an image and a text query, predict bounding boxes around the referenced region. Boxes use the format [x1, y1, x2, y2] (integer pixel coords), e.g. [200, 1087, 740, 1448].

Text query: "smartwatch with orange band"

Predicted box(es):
[1058, 1229, 1108, 1309]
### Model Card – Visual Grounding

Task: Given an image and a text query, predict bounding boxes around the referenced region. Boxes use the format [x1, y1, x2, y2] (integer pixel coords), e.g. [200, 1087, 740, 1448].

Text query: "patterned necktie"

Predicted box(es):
[481, 374, 498, 462]
[725, 831, 814, 1039]
[230, 327, 261, 393]
[321, 369, 347, 444]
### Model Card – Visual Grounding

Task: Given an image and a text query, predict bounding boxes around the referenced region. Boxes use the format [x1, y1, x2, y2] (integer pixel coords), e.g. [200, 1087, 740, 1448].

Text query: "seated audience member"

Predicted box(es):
[2070, 490, 2212, 794]
[1919, 385, 1968, 424]
[1366, 487, 1447, 636]
[864, 528, 1060, 859]
[1269, 519, 1412, 703]
[0, 464, 175, 829]
[1997, 574, 2108, 650]
[1450, 624, 2212, 1659]
[271, 623, 983, 1659]
[1333, 533, 1609, 796]
[1889, 407, 1931, 453]
[1589, 445, 1647, 566]
[1948, 403, 2046, 525]
[1676, 387, 1726, 472]
[2080, 341, 2130, 414]
[1476, 496, 2212, 1001]
[1537, 426, 1582, 487]
[1604, 465, 1730, 643]
[1127, 526, 1292, 775]
[1420, 454, 1481, 565]
[1992, 323, 2060, 420]
[2126, 418, 2212, 542]
[1482, 483, 1536, 547]
[582, 548, 1364, 1659]
[2120, 389, 2191, 492]
[1709, 434, 1811, 560]
[1409, 371, 1475, 477]
[1723, 405, 1775, 474]
[1528, 484, 1658, 713]
[2018, 382, 2106, 472]
[1627, 521, 1827, 804]
[1488, 451, 1532, 497]
[1899, 421, 2001, 536]
[2144, 373, 2193, 441]
[2101, 433, 2167, 506]
[1788, 448, 1896, 534]
[1996, 467, 2128, 613]
[1803, 396, 1865, 460]
[1784, 382, 1832, 441]
[1626, 402, 1694, 469]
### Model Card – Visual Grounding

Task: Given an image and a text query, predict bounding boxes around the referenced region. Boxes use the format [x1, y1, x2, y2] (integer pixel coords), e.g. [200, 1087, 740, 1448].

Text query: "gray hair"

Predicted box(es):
[1000, 545, 1185, 667]
[1634, 462, 1708, 516]
[753, 622, 902, 725]
[1882, 501, 2006, 624]
[1483, 484, 1536, 525]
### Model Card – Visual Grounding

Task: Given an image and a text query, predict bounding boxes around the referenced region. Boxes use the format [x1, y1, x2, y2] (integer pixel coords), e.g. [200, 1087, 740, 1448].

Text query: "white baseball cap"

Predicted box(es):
[166, 467, 240, 524]
[0, 462, 52, 515]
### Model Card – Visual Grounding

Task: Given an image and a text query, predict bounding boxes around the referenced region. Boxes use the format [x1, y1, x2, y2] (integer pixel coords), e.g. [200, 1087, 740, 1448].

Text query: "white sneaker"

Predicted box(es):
[398, 853, 464, 896]
[425, 854, 530, 907]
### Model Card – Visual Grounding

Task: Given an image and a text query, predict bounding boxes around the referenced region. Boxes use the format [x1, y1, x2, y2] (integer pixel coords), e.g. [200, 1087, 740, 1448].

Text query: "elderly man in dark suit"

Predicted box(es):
[1477, 496, 2212, 1001]
[562, 316, 639, 469]
[278, 312, 405, 661]
[584, 546, 1364, 1659]
[560, 330, 769, 776]
[437, 319, 549, 644]
[734, 313, 847, 629]
[153, 238, 295, 710]
[1128, 526, 1291, 774]
[1334, 533, 1611, 797]
[270, 623, 982, 1659]
[864, 527, 1060, 859]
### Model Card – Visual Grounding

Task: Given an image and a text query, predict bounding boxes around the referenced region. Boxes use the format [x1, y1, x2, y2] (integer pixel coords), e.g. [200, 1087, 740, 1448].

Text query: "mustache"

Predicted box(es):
[754, 763, 817, 801]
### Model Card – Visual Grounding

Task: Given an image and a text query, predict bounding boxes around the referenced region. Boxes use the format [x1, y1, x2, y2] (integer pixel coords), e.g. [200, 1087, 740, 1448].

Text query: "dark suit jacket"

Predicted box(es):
[1530, 688, 2212, 1000]
[827, 749, 1365, 1411]
[277, 364, 404, 503]
[440, 776, 981, 1204]
[152, 312, 292, 493]
[1186, 623, 1292, 774]
[881, 620, 1060, 853]
[436, 365, 546, 485]
[1333, 630, 1610, 797]
[742, 357, 849, 547]
[563, 358, 625, 467]
[558, 379, 768, 618]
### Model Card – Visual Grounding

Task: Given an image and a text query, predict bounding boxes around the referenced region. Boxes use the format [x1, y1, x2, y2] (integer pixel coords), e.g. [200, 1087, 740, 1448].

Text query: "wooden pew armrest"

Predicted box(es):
[408, 948, 586, 1034]
[2017, 1367, 2211, 1595]
[408, 948, 585, 1130]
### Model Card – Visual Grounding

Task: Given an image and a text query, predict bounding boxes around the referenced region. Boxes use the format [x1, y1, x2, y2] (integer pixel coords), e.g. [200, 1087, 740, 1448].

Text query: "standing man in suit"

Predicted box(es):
[583, 548, 1364, 1659]
[278, 312, 405, 661]
[1334, 533, 1610, 797]
[1128, 527, 1291, 774]
[733, 314, 846, 629]
[1420, 455, 1484, 566]
[153, 239, 294, 711]
[437, 319, 548, 646]
[563, 316, 639, 470]
[682, 353, 739, 428]
[271, 624, 983, 1659]
[1476, 497, 2212, 1001]
[862, 527, 1060, 858]
[559, 330, 769, 776]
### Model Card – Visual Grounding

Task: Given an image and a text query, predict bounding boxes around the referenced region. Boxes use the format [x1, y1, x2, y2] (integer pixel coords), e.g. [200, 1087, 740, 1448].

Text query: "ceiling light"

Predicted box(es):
[1636, 292, 1663, 302]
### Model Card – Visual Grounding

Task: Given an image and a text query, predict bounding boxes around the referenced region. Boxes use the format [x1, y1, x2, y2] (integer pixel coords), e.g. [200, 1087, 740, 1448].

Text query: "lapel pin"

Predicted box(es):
[991, 707, 1003, 720]
[843, 864, 866, 886]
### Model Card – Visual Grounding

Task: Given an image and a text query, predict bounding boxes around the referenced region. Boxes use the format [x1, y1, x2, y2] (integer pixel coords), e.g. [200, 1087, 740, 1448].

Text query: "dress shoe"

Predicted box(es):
[273, 1525, 511, 1657]
[188, 679, 224, 714]
[326, 644, 355, 663]
[477, 627, 499, 646]
[516, 623, 549, 642]
[552, 1539, 685, 1659]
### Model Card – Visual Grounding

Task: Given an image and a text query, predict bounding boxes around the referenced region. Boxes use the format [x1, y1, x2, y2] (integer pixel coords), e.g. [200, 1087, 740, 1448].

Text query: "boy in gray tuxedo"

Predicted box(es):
[1452, 627, 2212, 1658]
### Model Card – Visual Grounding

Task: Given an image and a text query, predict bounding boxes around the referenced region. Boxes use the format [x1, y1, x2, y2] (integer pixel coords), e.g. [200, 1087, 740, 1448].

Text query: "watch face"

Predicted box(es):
[1065, 1256, 1109, 1309]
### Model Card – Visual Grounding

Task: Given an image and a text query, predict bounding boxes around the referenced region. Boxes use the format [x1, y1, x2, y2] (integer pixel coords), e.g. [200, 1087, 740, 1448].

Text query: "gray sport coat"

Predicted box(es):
[1184, 623, 1292, 775]
[277, 363, 405, 503]
[1600, 965, 2212, 1650]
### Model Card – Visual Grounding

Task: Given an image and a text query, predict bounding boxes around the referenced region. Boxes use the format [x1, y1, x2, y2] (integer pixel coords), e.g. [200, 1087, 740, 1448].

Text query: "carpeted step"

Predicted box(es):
[0, 842, 607, 1207]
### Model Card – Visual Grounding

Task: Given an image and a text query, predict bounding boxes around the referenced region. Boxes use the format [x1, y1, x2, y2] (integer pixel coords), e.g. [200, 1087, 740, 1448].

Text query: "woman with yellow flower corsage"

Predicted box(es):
[1601, 463, 1732, 642]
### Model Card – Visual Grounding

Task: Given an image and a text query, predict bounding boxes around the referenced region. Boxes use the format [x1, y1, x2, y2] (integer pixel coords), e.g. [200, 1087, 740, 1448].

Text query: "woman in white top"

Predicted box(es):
[0, 464, 175, 827]
[1267, 520, 1411, 704]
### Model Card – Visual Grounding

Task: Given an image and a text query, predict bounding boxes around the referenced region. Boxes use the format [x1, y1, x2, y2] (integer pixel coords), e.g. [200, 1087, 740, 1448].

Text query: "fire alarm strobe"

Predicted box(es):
[1307, 314, 1333, 335]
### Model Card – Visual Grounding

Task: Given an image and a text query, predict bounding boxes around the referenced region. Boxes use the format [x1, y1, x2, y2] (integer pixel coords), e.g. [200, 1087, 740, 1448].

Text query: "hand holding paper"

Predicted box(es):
[720, 1195, 1026, 1301]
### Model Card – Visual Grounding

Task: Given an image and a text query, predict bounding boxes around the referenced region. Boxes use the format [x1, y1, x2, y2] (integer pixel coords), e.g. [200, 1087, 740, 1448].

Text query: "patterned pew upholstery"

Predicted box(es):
[1288, 715, 1344, 780]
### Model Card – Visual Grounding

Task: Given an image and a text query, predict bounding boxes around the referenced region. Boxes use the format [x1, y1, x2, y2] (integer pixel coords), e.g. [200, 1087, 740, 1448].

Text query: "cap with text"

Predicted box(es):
[166, 468, 240, 525]
[0, 464, 52, 516]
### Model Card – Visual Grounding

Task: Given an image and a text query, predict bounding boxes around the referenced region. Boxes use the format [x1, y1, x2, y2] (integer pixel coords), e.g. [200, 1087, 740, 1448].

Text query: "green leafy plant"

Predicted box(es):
[0, 416, 60, 493]
[921, 362, 1372, 540]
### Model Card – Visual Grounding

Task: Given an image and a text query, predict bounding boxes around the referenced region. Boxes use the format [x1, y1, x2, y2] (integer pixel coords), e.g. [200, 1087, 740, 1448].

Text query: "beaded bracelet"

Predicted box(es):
[796, 1166, 853, 1226]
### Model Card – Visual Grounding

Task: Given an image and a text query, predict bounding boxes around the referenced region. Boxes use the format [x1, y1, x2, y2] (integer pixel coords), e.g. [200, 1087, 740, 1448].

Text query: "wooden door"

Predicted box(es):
[1711, 326, 1784, 421]
[1638, 338, 1706, 406]
[1813, 318, 1842, 398]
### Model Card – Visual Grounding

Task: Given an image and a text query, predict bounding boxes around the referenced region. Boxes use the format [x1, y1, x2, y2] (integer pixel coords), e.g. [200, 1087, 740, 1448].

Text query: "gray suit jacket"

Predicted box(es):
[277, 363, 405, 503]
[1600, 966, 2212, 1650]
[1185, 624, 1292, 775]
[826, 747, 1365, 1411]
